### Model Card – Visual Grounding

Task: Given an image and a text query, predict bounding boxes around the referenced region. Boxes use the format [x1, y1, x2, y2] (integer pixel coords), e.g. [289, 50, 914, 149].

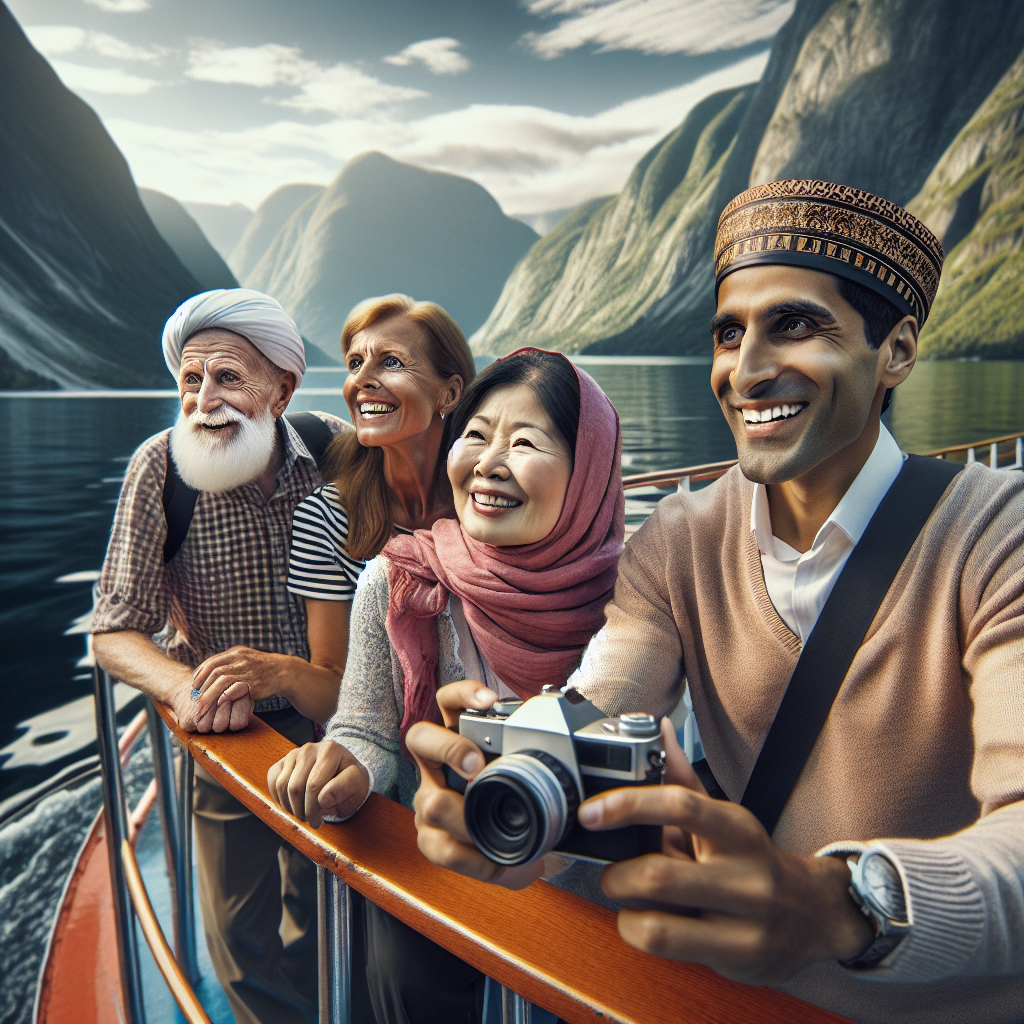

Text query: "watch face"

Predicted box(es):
[861, 852, 908, 924]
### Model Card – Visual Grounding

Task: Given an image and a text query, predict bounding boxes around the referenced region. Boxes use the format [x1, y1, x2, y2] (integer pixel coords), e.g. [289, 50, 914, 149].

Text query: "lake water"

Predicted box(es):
[0, 357, 1021, 1022]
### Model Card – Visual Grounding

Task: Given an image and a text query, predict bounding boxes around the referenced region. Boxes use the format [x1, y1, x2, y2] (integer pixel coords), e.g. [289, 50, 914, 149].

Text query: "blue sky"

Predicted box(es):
[9, 0, 792, 213]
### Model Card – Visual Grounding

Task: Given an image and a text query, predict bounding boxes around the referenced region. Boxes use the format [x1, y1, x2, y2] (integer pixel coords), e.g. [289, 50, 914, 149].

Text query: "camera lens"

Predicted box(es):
[464, 751, 579, 866]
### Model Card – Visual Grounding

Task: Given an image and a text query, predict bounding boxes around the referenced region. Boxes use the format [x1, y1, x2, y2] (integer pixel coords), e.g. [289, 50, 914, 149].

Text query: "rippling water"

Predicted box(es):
[0, 358, 1020, 1022]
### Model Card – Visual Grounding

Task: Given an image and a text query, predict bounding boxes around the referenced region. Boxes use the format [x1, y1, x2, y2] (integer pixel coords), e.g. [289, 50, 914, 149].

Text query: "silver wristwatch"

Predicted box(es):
[839, 849, 911, 969]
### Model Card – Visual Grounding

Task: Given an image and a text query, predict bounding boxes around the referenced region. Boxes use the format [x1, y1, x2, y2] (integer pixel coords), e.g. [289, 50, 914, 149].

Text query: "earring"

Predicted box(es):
[440, 411, 445, 420]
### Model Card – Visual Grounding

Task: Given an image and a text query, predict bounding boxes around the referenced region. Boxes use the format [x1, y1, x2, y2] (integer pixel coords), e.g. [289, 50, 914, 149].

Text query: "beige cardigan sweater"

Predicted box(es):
[577, 463, 1024, 1024]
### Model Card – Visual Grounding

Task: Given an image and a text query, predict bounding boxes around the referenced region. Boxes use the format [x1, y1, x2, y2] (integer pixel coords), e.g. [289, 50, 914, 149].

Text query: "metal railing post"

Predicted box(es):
[147, 701, 199, 985]
[177, 745, 198, 985]
[94, 666, 147, 1024]
[317, 867, 352, 1024]
[501, 986, 532, 1024]
[990, 442, 999, 469]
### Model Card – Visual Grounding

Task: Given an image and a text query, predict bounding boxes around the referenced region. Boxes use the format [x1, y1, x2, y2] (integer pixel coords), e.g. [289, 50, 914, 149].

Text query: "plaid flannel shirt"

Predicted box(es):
[91, 413, 347, 712]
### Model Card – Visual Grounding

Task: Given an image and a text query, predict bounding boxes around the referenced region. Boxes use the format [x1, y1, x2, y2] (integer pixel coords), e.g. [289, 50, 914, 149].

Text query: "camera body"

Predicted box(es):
[452, 687, 665, 866]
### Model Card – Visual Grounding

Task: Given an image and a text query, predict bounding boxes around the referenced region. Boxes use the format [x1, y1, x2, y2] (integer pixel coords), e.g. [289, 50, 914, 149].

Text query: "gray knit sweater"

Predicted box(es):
[324, 557, 468, 809]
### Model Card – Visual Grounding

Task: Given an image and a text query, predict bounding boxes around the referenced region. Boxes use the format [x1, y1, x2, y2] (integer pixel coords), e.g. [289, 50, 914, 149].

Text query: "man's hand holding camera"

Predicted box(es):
[408, 682, 874, 984]
[407, 681, 550, 890]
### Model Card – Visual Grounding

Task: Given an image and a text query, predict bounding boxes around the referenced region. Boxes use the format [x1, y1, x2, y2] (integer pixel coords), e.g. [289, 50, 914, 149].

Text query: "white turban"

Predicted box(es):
[162, 288, 306, 385]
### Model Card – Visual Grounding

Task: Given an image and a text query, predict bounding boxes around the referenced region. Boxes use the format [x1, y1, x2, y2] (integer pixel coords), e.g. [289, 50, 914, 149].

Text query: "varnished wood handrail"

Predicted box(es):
[156, 705, 849, 1024]
[621, 430, 1024, 490]
[120, 838, 212, 1024]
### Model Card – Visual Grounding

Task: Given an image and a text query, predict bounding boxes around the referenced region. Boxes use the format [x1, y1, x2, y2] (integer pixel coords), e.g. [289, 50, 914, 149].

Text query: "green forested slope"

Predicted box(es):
[910, 49, 1024, 359]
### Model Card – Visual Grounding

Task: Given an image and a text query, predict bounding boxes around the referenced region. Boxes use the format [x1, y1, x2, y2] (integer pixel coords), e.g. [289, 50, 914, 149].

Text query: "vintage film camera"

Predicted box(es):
[450, 686, 666, 866]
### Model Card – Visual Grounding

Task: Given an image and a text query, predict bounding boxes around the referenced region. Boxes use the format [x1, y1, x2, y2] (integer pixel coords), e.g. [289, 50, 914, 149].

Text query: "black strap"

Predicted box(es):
[738, 454, 962, 834]
[286, 411, 334, 472]
[162, 412, 334, 564]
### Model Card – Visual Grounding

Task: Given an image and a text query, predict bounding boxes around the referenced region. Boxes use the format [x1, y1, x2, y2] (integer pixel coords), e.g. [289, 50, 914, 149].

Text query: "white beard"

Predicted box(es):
[169, 404, 277, 494]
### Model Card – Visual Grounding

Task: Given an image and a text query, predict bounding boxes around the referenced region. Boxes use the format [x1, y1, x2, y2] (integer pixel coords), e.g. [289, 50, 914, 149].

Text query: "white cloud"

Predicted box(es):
[523, 0, 794, 57]
[384, 38, 472, 75]
[106, 51, 767, 211]
[25, 24, 163, 62]
[50, 58, 159, 94]
[83, 0, 151, 12]
[186, 41, 428, 116]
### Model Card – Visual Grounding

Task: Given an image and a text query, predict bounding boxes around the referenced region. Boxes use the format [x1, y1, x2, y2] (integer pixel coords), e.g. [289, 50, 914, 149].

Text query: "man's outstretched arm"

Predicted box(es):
[93, 630, 249, 733]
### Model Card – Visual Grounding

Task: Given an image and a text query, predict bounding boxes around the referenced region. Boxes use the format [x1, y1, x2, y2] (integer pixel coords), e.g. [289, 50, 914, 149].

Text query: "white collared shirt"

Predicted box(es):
[751, 424, 905, 643]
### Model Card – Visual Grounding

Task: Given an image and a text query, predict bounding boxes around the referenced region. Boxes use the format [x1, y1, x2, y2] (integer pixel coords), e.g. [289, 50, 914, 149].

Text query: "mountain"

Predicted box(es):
[139, 189, 238, 291]
[180, 201, 253, 262]
[908, 48, 1024, 359]
[473, 0, 1024, 358]
[229, 183, 325, 282]
[244, 152, 539, 360]
[0, 3, 200, 388]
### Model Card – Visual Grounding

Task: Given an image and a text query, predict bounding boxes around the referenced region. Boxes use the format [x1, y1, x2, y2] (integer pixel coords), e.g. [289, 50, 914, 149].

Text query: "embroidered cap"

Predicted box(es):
[714, 180, 945, 324]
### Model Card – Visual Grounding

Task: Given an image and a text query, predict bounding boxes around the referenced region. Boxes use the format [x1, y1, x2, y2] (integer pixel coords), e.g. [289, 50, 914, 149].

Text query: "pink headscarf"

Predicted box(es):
[382, 349, 625, 755]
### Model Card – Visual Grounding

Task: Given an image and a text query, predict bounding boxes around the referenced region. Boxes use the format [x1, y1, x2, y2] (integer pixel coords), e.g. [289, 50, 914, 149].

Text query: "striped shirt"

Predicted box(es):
[92, 413, 347, 713]
[287, 484, 365, 601]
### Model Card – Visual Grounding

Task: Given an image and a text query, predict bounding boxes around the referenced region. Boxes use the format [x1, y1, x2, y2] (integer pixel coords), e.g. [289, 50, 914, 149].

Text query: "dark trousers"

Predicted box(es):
[361, 897, 485, 1024]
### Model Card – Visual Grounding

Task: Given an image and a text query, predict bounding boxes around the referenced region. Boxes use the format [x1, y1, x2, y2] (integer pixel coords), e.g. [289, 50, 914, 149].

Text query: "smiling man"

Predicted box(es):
[91, 288, 349, 1024]
[559, 181, 1024, 1022]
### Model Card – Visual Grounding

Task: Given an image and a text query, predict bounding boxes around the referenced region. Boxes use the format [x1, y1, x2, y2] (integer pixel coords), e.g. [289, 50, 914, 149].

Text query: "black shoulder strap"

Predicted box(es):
[285, 411, 333, 473]
[162, 448, 199, 564]
[738, 454, 962, 835]
[161, 412, 334, 564]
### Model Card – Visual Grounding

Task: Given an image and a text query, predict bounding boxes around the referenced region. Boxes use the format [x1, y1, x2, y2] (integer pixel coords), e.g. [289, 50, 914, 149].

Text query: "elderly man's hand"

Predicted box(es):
[167, 678, 252, 733]
[578, 721, 873, 984]
[192, 646, 289, 719]
[267, 740, 370, 829]
[406, 681, 546, 890]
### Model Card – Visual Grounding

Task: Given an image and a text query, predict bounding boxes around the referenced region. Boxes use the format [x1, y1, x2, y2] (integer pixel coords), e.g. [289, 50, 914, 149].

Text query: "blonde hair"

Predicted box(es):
[326, 294, 475, 559]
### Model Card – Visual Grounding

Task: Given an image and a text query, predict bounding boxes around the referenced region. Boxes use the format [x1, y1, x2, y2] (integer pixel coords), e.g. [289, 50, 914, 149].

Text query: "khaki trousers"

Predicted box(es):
[192, 711, 318, 1024]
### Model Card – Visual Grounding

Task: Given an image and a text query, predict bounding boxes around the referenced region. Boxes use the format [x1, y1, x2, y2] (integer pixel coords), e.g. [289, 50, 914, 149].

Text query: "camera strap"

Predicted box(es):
[700, 454, 962, 835]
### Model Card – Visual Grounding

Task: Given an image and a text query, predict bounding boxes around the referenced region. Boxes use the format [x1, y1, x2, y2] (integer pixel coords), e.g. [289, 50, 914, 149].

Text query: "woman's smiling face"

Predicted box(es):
[342, 315, 454, 448]
[448, 383, 574, 547]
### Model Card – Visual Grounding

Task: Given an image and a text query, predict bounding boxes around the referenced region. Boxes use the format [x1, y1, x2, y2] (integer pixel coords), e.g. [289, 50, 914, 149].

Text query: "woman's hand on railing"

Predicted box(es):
[406, 681, 546, 890]
[266, 739, 370, 829]
[191, 646, 290, 718]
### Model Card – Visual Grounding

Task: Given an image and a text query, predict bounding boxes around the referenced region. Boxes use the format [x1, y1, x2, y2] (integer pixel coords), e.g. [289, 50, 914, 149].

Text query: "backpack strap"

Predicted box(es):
[162, 447, 199, 564]
[737, 454, 963, 834]
[161, 412, 334, 564]
[285, 411, 333, 473]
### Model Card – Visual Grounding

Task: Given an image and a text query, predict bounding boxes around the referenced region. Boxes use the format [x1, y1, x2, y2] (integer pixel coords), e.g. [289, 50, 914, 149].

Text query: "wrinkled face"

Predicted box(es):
[178, 329, 283, 439]
[342, 316, 454, 448]
[448, 383, 573, 547]
[710, 265, 886, 485]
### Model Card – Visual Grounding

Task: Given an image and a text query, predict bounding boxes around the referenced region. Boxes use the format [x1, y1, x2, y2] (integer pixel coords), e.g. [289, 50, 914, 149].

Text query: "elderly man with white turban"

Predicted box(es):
[92, 289, 360, 1024]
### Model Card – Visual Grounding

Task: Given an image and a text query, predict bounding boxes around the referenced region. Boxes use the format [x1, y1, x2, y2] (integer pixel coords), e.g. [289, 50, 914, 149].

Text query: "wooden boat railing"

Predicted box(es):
[90, 430, 1023, 1024]
[93, 665, 849, 1024]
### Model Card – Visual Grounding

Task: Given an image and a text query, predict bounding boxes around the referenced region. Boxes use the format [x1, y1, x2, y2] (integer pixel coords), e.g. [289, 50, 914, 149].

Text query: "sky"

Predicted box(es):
[9, 0, 793, 216]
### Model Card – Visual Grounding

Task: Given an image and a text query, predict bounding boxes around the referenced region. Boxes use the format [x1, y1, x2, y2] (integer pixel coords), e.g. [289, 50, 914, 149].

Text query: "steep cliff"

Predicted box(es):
[245, 153, 538, 360]
[909, 47, 1024, 359]
[474, 0, 1024, 358]
[0, 3, 200, 388]
[229, 183, 325, 282]
[139, 189, 238, 291]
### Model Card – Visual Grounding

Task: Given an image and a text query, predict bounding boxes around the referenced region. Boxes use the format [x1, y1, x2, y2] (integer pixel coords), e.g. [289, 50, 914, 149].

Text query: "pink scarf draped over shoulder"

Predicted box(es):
[382, 350, 625, 755]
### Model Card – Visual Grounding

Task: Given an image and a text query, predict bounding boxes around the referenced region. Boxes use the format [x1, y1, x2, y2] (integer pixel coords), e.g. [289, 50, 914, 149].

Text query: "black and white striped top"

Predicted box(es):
[287, 484, 365, 601]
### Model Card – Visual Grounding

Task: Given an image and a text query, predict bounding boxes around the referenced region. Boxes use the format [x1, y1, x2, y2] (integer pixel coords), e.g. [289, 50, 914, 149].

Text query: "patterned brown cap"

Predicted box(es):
[714, 180, 945, 324]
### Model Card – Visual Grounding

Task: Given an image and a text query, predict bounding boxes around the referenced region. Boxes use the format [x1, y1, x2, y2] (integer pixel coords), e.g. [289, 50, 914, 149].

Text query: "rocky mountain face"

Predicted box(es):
[229, 183, 325, 283]
[181, 201, 253, 262]
[0, 3, 200, 388]
[139, 189, 238, 291]
[244, 153, 538, 361]
[473, 0, 1024, 358]
[907, 49, 1024, 359]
